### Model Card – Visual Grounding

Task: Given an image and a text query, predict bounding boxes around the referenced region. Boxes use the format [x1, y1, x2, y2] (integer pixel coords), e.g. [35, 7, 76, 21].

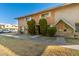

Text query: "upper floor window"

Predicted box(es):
[41, 12, 50, 18]
[26, 17, 31, 21]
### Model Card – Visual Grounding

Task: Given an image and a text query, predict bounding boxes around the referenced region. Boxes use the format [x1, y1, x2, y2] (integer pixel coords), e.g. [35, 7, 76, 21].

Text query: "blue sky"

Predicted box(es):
[0, 3, 62, 24]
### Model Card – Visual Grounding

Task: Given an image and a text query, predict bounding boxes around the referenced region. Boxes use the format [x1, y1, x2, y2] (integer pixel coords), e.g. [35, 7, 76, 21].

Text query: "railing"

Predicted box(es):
[63, 18, 75, 30]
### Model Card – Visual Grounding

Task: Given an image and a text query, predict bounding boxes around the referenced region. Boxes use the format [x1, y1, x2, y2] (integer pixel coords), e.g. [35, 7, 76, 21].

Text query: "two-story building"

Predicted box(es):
[16, 3, 79, 36]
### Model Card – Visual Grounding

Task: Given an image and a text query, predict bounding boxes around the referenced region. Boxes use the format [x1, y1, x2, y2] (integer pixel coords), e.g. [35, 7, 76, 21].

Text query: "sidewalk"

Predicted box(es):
[61, 45, 79, 50]
[0, 34, 20, 38]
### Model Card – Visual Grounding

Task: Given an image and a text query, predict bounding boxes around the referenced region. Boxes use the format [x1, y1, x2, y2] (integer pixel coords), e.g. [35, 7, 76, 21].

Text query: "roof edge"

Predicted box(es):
[15, 3, 72, 19]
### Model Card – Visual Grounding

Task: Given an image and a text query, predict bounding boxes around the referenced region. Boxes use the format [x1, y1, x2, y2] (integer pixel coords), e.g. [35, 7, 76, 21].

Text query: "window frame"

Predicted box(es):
[25, 17, 31, 21]
[41, 12, 51, 18]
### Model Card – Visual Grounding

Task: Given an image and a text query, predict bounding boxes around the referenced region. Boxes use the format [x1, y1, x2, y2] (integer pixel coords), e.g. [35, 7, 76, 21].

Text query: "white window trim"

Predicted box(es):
[39, 14, 41, 19]
[49, 12, 51, 17]
[40, 12, 51, 18]
[26, 17, 31, 21]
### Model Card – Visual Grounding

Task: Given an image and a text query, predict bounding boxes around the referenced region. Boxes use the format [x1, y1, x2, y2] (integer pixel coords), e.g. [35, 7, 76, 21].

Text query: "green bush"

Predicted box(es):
[27, 19, 36, 35]
[47, 26, 57, 37]
[39, 17, 47, 35]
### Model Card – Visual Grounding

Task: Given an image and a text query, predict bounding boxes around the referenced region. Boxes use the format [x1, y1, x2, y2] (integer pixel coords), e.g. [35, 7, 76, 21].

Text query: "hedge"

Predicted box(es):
[39, 17, 47, 35]
[47, 26, 57, 36]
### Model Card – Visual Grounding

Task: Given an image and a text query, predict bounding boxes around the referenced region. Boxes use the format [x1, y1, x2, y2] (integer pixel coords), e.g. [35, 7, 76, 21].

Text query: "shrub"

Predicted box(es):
[39, 17, 47, 35]
[27, 19, 36, 35]
[47, 26, 57, 37]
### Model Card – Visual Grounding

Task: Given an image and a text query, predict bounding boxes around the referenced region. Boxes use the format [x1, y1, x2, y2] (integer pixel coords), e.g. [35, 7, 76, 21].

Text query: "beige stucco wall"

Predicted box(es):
[55, 4, 79, 30]
[31, 14, 40, 25]
[31, 10, 55, 25]
[18, 17, 28, 33]
[18, 4, 79, 34]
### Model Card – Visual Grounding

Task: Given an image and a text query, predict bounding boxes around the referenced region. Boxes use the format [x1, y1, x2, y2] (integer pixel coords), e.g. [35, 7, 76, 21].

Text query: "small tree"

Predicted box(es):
[39, 17, 47, 35]
[47, 26, 57, 37]
[27, 19, 36, 35]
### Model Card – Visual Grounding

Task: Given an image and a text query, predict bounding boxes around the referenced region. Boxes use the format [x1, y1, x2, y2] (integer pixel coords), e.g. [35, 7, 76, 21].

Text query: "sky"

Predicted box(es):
[0, 3, 62, 24]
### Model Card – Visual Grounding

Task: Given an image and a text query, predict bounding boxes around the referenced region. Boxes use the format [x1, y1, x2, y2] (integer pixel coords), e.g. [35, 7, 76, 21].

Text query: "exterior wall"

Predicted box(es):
[18, 4, 79, 35]
[46, 10, 55, 25]
[31, 14, 40, 25]
[56, 21, 74, 37]
[56, 21, 73, 33]
[18, 10, 55, 34]
[56, 21, 64, 31]
[55, 4, 79, 30]
[31, 10, 55, 25]
[18, 17, 27, 33]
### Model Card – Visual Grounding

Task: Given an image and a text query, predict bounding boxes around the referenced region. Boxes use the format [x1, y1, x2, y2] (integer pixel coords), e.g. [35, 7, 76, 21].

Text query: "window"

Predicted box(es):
[41, 12, 50, 18]
[26, 17, 31, 21]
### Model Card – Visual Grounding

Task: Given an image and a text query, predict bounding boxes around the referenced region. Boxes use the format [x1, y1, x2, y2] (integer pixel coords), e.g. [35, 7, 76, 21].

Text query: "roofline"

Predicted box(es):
[15, 3, 72, 19]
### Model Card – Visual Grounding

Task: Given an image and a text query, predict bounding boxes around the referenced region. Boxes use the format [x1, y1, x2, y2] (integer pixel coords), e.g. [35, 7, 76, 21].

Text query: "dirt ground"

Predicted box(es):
[0, 36, 79, 56]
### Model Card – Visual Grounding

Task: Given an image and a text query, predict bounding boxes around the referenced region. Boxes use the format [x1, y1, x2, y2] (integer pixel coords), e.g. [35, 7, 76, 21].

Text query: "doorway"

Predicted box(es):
[36, 25, 40, 34]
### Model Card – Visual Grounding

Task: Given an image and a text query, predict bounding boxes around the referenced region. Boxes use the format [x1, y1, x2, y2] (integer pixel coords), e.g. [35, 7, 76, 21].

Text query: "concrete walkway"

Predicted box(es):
[61, 45, 79, 50]
[0, 34, 19, 38]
